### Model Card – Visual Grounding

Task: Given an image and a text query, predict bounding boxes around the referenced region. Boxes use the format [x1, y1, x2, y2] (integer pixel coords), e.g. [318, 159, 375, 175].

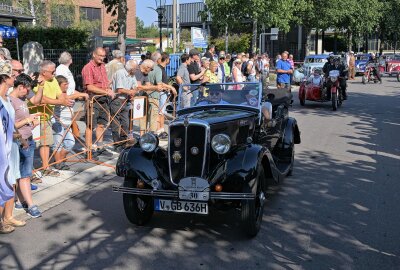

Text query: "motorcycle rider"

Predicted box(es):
[367, 53, 382, 83]
[324, 57, 348, 100]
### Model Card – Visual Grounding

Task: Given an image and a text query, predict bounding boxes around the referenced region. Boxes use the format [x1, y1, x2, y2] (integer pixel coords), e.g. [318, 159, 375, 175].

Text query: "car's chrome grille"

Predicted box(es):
[168, 121, 209, 185]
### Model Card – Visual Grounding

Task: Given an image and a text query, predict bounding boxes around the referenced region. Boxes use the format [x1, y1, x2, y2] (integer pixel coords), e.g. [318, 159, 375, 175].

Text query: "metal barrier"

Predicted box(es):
[28, 95, 150, 173]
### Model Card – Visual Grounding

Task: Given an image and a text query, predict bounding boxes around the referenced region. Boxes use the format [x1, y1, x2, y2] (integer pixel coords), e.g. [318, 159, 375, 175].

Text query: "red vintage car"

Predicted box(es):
[378, 54, 400, 76]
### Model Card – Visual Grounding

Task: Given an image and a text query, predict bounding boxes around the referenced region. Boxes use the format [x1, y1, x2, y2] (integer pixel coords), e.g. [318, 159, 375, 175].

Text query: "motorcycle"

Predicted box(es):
[298, 70, 343, 111]
[362, 64, 379, 84]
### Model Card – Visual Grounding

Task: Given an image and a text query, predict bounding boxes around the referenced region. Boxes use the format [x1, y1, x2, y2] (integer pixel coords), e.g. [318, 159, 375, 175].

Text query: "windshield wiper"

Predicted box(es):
[185, 82, 207, 95]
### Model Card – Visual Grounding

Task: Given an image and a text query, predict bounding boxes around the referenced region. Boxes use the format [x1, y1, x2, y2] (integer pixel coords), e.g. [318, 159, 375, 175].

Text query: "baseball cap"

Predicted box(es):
[0, 60, 12, 76]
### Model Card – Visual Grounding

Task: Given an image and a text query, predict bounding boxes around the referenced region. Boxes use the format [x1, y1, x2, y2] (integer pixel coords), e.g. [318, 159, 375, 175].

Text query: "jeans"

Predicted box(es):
[110, 98, 130, 143]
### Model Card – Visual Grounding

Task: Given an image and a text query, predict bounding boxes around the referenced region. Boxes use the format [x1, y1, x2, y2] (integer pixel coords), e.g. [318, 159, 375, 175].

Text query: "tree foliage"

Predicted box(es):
[102, 0, 128, 54]
[212, 34, 252, 53]
[136, 18, 160, 38]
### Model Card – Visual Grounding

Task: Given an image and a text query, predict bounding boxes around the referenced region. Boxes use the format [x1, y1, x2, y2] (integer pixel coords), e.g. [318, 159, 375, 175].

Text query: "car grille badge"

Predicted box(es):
[191, 147, 199, 155]
[172, 151, 182, 163]
[174, 138, 182, 147]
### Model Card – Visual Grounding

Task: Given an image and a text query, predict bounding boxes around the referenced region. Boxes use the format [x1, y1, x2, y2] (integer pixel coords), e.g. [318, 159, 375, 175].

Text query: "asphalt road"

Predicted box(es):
[1, 77, 400, 270]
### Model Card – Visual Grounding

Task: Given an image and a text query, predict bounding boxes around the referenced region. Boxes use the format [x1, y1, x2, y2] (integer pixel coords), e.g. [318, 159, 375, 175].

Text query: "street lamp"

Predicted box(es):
[148, 0, 166, 52]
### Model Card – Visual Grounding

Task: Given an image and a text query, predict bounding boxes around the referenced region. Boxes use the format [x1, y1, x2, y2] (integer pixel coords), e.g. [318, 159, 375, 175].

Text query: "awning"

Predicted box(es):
[0, 24, 18, 38]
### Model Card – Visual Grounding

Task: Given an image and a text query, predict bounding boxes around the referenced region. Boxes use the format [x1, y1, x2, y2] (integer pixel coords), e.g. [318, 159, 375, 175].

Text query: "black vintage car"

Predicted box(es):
[113, 82, 301, 237]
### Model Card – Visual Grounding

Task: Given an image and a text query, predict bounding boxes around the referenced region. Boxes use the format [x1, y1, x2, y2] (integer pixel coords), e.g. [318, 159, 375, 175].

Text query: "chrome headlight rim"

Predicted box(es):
[139, 132, 159, 152]
[211, 134, 231, 155]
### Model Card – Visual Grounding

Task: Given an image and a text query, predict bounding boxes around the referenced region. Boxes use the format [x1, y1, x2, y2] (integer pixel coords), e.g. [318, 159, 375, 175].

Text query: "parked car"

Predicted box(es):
[302, 54, 329, 77]
[113, 82, 301, 237]
[355, 53, 370, 75]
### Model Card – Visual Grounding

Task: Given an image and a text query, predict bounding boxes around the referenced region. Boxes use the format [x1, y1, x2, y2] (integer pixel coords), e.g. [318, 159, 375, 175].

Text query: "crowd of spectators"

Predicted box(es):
[0, 35, 177, 233]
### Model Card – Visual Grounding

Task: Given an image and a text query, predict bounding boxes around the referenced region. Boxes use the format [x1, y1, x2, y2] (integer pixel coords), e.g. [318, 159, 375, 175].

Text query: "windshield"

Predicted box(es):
[305, 57, 328, 64]
[177, 82, 262, 111]
[356, 55, 369, 61]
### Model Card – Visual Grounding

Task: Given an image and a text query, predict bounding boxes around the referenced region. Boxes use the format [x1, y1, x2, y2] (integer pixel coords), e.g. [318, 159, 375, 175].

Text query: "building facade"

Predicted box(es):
[3, 0, 136, 38]
[73, 0, 136, 38]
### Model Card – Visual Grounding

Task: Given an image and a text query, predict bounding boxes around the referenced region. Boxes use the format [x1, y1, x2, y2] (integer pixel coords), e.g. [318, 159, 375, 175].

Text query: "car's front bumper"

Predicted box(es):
[112, 185, 255, 200]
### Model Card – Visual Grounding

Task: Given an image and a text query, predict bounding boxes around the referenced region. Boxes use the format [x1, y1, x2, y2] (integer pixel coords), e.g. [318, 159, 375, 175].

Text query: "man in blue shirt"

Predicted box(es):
[276, 52, 293, 88]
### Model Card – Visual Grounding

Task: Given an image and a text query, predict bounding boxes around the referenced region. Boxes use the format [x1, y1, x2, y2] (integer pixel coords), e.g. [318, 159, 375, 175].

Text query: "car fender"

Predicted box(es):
[213, 145, 278, 193]
[283, 117, 301, 146]
[116, 146, 167, 184]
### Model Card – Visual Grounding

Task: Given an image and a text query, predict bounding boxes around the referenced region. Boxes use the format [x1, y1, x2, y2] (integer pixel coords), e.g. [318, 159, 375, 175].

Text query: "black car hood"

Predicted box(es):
[176, 109, 258, 125]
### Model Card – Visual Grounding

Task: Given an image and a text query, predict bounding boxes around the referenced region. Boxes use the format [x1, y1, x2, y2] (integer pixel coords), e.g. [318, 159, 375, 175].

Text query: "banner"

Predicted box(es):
[191, 27, 207, 48]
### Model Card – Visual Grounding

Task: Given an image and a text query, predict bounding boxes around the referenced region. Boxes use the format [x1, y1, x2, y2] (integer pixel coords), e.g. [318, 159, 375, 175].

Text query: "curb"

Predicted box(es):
[15, 158, 118, 220]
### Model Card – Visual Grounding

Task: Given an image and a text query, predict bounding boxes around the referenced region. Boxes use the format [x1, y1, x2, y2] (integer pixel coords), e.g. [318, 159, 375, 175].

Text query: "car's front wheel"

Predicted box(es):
[123, 179, 154, 225]
[241, 167, 265, 237]
[397, 73, 400, 82]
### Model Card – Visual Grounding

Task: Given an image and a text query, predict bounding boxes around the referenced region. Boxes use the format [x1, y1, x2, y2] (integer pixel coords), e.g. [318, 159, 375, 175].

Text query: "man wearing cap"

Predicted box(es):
[348, 51, 356, 80]
[217, 51, 226, 83]
[188, 49, 206, 84]
[196, 86, 229, 106]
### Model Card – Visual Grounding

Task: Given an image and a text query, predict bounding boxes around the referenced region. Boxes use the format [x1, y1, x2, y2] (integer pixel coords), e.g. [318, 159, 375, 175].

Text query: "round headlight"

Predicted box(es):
[211, 134, 231, 154]
[330, 76, 338, 82]
[139, 133, 158, 152]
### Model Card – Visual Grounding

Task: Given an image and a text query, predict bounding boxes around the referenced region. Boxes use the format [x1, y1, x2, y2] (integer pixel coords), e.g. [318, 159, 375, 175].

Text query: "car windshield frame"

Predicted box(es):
[305, 57, 328, 64]
[177, 82, 263, 114]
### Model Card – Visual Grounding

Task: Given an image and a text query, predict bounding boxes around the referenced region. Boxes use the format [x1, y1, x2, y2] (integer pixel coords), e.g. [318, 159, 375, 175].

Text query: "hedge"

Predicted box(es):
[3, 27, 90, 51]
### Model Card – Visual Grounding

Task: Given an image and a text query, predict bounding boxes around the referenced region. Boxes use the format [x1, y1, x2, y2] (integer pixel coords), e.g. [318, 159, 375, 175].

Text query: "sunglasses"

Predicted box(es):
[13, 69, 24, 74]
[209, 91, 221, 96]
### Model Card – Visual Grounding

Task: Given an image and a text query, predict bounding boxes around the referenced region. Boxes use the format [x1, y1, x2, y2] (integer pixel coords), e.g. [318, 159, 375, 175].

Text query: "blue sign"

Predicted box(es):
[0, 25, 18, 39]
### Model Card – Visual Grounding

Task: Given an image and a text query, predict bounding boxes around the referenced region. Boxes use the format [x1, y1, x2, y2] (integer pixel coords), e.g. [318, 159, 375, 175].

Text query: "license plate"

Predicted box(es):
[154, 199, 208, 215]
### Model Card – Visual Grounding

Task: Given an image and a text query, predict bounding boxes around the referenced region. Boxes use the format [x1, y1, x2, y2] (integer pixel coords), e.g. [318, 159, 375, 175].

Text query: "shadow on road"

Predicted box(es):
[2, 87, 399, 270]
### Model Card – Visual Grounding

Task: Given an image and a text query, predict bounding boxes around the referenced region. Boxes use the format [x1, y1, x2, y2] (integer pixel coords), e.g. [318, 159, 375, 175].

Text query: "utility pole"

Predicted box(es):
[173, 0, 177, 53]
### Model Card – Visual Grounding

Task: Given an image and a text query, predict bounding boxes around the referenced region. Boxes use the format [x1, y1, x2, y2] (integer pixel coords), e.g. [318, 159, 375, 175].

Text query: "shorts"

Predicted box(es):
[8, 141, 21, 185]
[93, 97, 110, 127]
[159, 92, 168, 114]
[19, 138, 35, 179]
[52, 122, 75, 152]
[40, 120, 54, 146]
[139, 97, 159, 132]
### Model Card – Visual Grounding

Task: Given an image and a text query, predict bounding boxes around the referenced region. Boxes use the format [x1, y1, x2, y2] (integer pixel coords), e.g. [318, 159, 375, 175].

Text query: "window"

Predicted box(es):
[79, 7, 101, 36]
[51, 5, 75, 28]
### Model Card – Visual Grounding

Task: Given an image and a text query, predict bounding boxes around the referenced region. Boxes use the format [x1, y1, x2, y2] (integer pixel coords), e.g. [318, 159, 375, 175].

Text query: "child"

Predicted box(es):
[307, 69, 323, 87]
[52, 75, 88, 170]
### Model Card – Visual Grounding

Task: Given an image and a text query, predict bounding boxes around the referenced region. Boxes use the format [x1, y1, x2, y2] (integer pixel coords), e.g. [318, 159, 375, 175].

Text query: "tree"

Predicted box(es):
[136, 18, 160, 38]
[205, 0, 299, 52]
[377, 0, 400, 53]
[102, 0, 128, 54]
[13, 0, 76, 27]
